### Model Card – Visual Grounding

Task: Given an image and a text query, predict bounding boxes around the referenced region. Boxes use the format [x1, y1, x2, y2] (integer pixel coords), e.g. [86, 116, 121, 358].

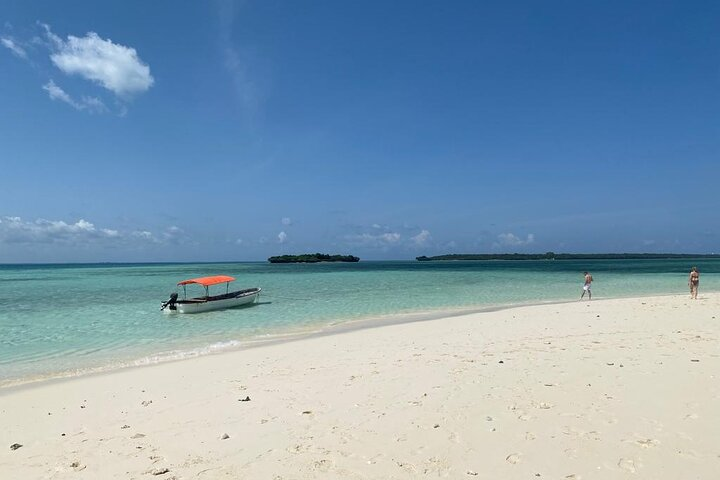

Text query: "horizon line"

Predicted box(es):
[1, 252, 719, 267]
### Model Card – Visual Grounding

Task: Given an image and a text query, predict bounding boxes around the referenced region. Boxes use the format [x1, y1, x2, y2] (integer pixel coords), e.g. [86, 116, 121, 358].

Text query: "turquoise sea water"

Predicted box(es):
[1, 259, 718, 387]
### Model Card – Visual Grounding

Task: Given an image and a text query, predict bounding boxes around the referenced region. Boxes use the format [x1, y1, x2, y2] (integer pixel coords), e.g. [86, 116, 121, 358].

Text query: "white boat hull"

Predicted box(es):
[164, 288, 261, 314]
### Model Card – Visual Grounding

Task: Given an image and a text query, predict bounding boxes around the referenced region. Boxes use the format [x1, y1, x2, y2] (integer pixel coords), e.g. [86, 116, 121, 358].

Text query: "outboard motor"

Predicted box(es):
[161, 292, 179, 311]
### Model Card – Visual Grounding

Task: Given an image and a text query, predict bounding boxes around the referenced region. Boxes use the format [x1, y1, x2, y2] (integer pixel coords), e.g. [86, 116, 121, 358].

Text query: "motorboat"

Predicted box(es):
[161, 275, 261, 314]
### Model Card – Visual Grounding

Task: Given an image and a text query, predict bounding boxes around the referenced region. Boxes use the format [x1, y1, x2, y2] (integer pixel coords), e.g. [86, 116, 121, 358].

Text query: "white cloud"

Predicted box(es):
[0, 215, 197, 248]
[80, 95, 108, 112]
[235, 238, 243, 245]
[281, 217, 292, 226]
[43, 80, 76, 105]
[42, 80, 107, 112]
[379, 233, 401, 243]
[411, 229, 431, 246]
[161, 226, 191, 245]
[46, 29, 154, 97]
[345, 232, 401, 248]
[0, 216, 118, 244]
[1, 36, 27, 58]
[44, 80, 107, 112]
[70, 219, 95, 232]
[278, 231, 287, 244]
[4, 25, 149, 114]
[344, 224, 435, 250]
[132, 230, 154, 240]
[495, 232, 535, 248]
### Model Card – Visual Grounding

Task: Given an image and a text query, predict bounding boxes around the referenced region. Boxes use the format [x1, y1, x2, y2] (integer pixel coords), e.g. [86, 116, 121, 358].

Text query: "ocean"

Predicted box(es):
[1, 259, 718, 387]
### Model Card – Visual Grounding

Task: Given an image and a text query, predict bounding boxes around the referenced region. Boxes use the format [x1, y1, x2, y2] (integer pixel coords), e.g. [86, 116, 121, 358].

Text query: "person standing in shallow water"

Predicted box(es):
[580, 271, 593, 300]
[689, 266, 700, 300]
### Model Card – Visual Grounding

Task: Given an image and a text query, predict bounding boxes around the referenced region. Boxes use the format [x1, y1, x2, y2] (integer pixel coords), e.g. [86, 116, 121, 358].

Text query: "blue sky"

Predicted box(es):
[1, 1, 719, 262]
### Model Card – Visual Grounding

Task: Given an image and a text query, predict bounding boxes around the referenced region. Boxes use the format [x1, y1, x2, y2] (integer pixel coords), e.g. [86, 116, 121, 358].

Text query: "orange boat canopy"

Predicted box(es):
[177, 275, 236, 287]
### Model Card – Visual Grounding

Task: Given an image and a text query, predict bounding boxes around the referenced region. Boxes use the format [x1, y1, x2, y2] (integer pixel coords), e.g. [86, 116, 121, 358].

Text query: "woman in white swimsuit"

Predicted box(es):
[689, 267, 699, 300]
[581, 272, 593, 300]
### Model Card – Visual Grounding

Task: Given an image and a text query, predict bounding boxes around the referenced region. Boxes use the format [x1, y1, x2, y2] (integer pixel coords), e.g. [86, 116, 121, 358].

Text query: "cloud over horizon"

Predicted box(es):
[345, 231, 402, 248]
[0, 216, 119, 244]
[0, 216, 186, 247]
[411, 229, 432, 247]
[494, 232, 535, 248]
[341, 223, 439, 252]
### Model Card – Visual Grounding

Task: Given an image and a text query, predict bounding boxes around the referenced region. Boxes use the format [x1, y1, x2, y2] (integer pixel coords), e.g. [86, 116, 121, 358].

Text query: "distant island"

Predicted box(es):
[268, 253, 360, 263]
[417, 253, 719, 261]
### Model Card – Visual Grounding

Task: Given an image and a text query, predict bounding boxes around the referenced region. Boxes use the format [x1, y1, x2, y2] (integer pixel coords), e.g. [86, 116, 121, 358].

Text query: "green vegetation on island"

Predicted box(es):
[417, 252, 719, 261]
[268, 253, 360, 263]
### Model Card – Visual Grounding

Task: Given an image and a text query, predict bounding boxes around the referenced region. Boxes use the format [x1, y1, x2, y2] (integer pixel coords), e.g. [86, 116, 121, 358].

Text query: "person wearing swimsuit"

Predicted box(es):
[581, 271, 593, 300]
[689, 266, 699, 300]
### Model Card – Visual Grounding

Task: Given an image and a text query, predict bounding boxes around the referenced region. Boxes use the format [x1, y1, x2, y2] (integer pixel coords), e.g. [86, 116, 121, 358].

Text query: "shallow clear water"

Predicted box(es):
[1, 259, 718, 386]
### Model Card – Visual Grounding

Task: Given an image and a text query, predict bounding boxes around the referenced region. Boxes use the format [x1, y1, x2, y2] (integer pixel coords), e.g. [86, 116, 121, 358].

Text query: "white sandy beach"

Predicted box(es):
[1, 293, 718, 479]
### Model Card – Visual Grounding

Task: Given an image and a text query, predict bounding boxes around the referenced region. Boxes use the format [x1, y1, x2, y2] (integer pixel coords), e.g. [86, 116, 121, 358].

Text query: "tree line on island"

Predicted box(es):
[268, 253, 360, 263]
[416, 253, 719, 261]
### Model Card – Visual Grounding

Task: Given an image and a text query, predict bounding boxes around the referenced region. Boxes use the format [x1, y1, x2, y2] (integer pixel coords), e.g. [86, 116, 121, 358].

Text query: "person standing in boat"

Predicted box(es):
[580, 271, 593, 300]
[688, 266, 700, 300]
